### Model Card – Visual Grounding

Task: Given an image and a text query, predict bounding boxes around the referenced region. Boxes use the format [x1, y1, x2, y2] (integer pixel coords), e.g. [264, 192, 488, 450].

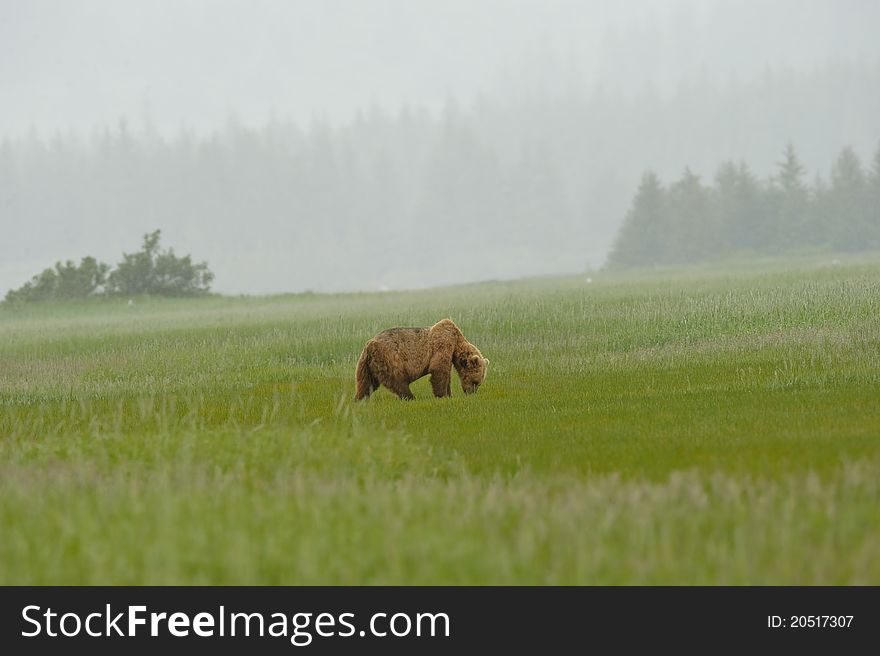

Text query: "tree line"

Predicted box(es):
[1, 60, 878, 293]
[607, 144, 880, 269]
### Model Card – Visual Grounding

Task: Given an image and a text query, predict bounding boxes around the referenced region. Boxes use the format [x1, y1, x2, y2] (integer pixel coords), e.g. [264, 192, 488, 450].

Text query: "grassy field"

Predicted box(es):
[1, 257, 878, 584]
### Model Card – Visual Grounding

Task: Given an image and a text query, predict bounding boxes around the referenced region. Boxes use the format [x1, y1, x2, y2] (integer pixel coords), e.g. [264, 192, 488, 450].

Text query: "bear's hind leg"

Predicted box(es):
[387, 377, 415, 400]
[354, 354, 379, 401]
[355, 376, 378, 401]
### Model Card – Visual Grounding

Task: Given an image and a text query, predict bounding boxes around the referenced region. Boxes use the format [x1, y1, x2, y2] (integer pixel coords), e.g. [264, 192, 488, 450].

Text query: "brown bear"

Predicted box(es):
[354, 318, 489, 400]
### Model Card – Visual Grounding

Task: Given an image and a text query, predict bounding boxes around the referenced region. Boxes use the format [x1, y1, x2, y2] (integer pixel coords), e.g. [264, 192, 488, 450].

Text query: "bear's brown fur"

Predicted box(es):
[354, 318, 489, 400]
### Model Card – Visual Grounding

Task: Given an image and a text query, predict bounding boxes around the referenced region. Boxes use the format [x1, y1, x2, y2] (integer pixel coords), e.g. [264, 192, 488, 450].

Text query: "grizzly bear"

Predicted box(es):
[354, 319, 489, 400]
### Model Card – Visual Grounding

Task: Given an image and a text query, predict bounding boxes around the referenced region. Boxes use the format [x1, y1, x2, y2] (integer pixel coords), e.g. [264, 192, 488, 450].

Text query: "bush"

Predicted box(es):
[4, 231, 214, 303]
[106, 230, 214, 297]
[5, 257, 109, 303]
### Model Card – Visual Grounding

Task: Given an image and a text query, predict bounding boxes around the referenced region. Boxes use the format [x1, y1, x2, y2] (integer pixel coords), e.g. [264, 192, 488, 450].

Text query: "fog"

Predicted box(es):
[2, 0, 879, 295]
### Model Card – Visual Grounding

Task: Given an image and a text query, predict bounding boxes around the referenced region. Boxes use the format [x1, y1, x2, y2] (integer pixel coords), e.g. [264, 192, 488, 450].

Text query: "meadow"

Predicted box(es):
[1, 257, 878, 584]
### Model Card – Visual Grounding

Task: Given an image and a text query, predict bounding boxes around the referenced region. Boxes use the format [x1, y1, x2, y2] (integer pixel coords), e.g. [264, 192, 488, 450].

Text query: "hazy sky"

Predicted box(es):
[3, 0, 879, 137]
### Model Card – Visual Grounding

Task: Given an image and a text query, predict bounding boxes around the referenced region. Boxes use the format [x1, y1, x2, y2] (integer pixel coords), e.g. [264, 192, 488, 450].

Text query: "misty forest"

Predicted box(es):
[609, 144, 880, 268]
[2, 2, 880, 296]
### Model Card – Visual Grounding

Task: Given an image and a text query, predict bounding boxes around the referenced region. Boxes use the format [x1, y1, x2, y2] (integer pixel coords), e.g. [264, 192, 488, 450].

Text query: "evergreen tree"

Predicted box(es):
[829, 147, 868, 251]
[809, 172, 832, 247]
[607, 171, 667, 268]
[772, 143, 810, 248]
[667, 168, 714, 264]
[713, 161, 739, 251]
[866, 143, 880, 249]
[714, 161, 764, 253]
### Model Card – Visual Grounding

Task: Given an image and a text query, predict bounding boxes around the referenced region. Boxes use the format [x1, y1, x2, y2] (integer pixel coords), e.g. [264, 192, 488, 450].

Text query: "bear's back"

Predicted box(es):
[373, 327, 429, 343]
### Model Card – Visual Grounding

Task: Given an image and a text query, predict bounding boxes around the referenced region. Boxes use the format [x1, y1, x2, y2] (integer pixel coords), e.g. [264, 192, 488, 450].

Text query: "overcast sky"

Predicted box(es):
[3, 0, 879, 137]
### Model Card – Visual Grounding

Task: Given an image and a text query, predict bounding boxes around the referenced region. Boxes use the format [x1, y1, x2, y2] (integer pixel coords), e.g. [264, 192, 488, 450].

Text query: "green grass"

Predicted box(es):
[1, 256, 879, 584]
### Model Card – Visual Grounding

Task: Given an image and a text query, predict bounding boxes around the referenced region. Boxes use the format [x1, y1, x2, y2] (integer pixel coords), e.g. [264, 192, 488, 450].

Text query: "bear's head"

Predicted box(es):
[456, 351, 489, 394]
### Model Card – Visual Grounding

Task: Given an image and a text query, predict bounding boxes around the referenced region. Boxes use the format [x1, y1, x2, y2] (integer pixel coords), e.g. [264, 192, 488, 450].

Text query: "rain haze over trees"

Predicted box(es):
[608, 143, 880, 268]
[2, 0, 879, 295]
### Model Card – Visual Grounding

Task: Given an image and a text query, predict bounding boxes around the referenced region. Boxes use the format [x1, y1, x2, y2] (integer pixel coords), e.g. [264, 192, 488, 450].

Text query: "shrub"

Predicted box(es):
[4, 257, 109, 303]
[107, 230, 214, 297]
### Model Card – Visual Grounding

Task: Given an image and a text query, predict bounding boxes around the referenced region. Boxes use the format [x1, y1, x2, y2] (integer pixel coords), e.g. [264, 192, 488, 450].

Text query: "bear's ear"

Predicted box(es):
[484, 358, 490, 367]
[469, 355, 481, 368]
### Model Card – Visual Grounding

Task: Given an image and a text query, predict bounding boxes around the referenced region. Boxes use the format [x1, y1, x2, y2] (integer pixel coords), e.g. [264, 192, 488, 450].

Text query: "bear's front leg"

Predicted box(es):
[428, 352, 453, 398]
[430, 368, 451, 398]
